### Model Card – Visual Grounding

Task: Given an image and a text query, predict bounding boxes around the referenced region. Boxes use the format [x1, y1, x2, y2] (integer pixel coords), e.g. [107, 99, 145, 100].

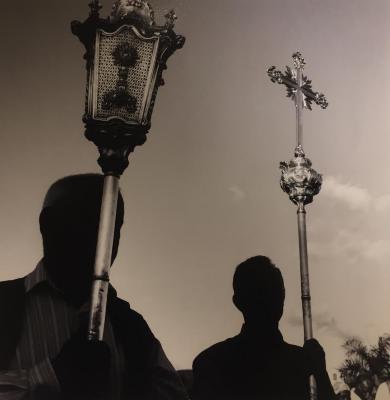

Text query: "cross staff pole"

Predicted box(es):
[267, 52, 328, 400]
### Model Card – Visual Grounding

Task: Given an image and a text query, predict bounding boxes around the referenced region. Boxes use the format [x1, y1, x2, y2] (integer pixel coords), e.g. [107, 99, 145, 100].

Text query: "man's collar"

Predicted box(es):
[25, 260, 119, 305]
[24, 260, 49, 292]
[239, 323, 284, 345]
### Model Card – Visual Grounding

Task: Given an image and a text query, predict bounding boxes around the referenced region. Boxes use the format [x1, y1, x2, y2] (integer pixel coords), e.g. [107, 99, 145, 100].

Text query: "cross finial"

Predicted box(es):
[267, 52, 328, 111]
[267, 52, 328, 149]
[292, 52, 306, 70]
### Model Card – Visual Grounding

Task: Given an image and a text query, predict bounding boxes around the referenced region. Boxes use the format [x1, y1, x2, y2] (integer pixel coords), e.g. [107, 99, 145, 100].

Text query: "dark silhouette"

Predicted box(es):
[0, 174, 188, 400]
[191, 255, 336, 400]
[40, 174, 124, 308]
[178, 369, 194, 394]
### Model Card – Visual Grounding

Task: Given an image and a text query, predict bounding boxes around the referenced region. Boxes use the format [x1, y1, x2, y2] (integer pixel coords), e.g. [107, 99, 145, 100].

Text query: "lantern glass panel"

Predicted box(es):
[92, 26, 159, 125]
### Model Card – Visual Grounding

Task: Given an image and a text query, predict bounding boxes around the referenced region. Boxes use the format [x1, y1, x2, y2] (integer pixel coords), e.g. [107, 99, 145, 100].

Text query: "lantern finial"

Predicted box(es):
[164, 9, 178, 29]
[72, 0, 185, 175]
[110, 0, 155, 25]
[89, 0, 102, 17]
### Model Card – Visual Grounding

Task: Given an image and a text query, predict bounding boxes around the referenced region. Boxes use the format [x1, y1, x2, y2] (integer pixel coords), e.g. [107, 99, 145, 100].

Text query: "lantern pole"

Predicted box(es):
[72, 0, 185, 341]
[267, 52, 328, 400]
[89, 175, 119, 341]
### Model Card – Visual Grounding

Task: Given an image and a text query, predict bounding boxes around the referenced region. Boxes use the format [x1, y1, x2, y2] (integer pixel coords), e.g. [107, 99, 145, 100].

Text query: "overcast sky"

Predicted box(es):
[1, 0, 389, 377]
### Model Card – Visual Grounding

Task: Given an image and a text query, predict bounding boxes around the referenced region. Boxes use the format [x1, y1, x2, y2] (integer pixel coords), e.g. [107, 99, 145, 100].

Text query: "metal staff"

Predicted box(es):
[89, 174, 120, 341]
[72, 0, 185, 341]
[267, 52, 328, 400]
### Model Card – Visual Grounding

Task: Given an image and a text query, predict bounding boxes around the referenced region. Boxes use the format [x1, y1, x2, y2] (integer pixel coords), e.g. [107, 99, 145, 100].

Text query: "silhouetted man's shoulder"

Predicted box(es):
[108, 293, 157, 345]
[279, 340, 307, 362]
[110, 296, 189, 400]
[192, 336, 241, 400]
[193, 335, 241, 368]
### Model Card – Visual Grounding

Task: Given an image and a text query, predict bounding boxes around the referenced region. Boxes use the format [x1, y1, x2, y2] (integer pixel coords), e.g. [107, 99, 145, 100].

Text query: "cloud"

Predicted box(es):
[360, 239, 390, 262]
[288, 311, 350, 340]
[308, 176, 390, 265]
[321, 176, 390, 213]
[310, 228, 390, 264]
[228, 186, 246, 202]
[322, 176, 371, 210]
[374, 193, 390, 213]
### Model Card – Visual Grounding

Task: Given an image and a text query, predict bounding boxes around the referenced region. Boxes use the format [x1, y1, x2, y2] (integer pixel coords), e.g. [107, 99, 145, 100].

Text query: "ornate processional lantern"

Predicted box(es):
[71, 0, 185, 341]
[267, 52, 328, 400]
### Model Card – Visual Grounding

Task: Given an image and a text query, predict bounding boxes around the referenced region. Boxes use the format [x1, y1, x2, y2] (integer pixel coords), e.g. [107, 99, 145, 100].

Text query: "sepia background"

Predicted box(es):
[1, 0, 389, 379]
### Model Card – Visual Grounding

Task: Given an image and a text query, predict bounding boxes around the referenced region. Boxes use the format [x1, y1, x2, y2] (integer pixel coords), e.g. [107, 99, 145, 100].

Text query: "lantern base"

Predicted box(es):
[85, 121, 148, 175]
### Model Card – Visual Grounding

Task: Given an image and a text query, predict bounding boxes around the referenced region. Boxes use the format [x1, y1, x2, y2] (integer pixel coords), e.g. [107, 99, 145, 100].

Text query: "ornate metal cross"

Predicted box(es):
[268, 52, 328, 149]
[267, 52, 329, 400]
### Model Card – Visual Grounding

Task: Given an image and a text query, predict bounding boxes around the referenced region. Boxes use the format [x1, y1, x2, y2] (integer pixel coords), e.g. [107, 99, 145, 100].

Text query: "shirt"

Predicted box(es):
[192, 326, 318, 400]
[0, 261, 186, 400]
[0, 260, 125, 399]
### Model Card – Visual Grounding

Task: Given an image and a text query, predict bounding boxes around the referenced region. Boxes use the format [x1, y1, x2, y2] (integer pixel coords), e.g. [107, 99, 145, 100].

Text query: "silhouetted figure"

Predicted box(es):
[191, 256, 336, 400]
[178, 370, 194, 394]
[0, 174, 188, 400]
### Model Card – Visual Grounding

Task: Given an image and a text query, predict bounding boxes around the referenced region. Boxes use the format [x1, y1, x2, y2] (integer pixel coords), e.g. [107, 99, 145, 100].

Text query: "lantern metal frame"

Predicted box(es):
[72, 0, 185, 175]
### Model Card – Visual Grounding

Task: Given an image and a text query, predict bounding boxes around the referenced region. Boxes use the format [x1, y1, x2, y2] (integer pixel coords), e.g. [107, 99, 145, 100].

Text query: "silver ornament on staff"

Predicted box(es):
[267, 52, 328, 400]
[72, 0, 185, 341]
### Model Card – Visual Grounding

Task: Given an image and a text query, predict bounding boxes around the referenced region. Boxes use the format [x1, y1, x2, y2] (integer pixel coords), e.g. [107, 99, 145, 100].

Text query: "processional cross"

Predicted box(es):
[267, 52, 328, 400]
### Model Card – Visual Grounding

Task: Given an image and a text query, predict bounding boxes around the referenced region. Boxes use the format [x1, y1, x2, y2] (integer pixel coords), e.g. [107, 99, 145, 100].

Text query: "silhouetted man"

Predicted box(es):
[192, 255, 335, 400]
[0, 174, 188, 400]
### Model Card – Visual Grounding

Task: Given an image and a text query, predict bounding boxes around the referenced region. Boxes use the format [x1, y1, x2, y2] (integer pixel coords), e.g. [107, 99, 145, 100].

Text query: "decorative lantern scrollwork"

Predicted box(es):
[72, 0, 185, 175]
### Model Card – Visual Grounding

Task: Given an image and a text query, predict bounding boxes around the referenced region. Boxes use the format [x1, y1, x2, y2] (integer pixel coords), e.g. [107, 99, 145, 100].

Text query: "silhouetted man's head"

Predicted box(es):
[233, 256, 285, 327]
[39, 174, 124, 304]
